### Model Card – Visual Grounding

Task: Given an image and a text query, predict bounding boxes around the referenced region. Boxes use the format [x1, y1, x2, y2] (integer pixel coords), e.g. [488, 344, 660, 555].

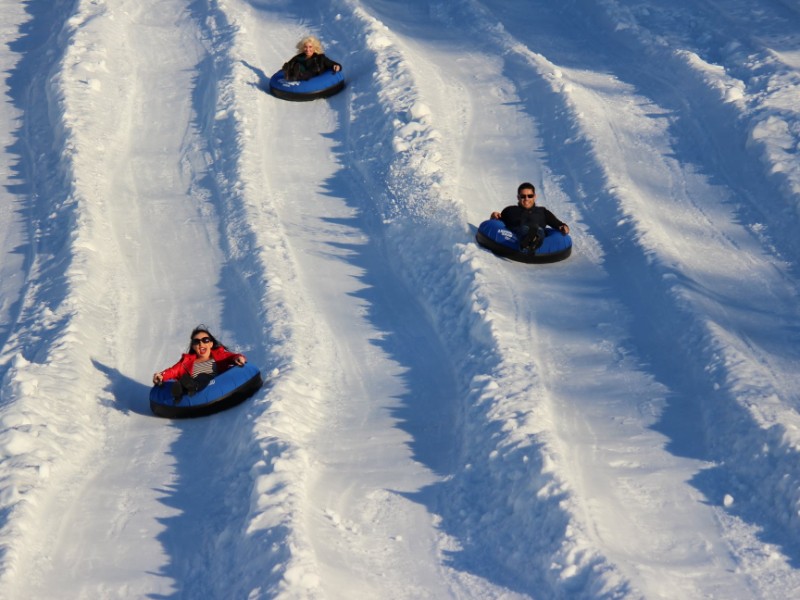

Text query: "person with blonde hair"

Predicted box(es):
[282, 35, 342, 82]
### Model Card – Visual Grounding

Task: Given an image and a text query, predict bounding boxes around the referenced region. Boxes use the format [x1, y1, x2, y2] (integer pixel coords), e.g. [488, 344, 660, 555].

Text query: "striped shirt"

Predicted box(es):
[192, 359, 217, 377]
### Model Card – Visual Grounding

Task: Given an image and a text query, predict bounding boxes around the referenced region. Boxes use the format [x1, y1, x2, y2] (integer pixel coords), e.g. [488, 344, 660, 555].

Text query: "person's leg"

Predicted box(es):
[171, 374, 198, 403]
[192, 373, 214, 393]
[525, 227, 545, 250]
[510, 225, 530, 248]
[170, 380, 184, 403]
[516, 226, 544, 250]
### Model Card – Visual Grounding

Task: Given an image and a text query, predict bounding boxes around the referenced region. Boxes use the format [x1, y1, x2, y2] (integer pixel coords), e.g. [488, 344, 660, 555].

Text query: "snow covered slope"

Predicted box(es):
[1, 0, 799, 598]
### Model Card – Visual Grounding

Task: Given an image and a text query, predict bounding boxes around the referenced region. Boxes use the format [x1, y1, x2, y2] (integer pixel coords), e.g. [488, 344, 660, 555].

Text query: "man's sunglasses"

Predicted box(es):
[191, 337, 212, 345]
[518, 193, 535, 199]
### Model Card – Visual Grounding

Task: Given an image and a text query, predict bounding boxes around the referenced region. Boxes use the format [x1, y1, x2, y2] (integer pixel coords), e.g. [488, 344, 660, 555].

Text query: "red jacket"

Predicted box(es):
[160, 346, 244, 381]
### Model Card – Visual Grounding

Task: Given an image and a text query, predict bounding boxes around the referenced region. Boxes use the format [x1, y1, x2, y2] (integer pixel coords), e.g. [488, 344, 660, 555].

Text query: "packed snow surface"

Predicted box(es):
[1, 0, 800, 598]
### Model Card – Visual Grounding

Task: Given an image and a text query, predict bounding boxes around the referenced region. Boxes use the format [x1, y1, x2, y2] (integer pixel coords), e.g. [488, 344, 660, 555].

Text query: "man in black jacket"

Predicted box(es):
[490, 182, 570, 250]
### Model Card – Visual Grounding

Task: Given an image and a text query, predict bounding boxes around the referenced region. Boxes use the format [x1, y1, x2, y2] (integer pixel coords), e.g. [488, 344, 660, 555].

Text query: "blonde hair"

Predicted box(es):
[296, 36, 324, 54]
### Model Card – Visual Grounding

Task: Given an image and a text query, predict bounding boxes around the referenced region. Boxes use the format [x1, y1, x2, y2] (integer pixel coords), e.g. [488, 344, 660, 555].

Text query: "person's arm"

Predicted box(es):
[214, 348, 247, 370]
[320, 54, 342, 72]
[545, 208, 569, 234]
[282, 54, 300, 70]
[153, 356, 190, 385]
[497, 205, 518, 226]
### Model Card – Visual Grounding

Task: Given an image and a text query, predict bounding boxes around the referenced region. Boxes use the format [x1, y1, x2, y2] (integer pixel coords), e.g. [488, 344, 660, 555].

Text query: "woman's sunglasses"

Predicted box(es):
[191, 336, 212, 345]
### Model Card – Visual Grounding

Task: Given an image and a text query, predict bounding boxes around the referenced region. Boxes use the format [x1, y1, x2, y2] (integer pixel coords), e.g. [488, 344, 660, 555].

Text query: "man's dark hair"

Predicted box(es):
[517, 182, 536, 195]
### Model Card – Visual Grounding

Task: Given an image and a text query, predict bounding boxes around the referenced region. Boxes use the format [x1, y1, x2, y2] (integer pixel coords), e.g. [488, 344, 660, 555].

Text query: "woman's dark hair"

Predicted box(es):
[187, 324, 222, 354]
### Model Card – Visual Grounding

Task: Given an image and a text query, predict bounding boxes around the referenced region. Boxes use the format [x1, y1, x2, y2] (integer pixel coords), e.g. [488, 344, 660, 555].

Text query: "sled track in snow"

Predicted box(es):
[0, 0, 284, 596]
[317, 0, 635, 596]
[0, 0, 109, 586]
[457, 0, 800, 583]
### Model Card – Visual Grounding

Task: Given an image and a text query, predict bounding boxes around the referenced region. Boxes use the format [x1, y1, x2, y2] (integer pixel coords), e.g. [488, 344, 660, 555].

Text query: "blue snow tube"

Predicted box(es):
[269, 69, 345, 101]
[476, 219, 572, 263]
[149, 363, 263, 418]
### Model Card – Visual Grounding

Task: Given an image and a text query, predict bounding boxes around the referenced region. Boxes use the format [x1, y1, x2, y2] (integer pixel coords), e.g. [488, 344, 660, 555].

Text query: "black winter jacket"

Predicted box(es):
[282, 53, 342, 81]
[500, 204, 566, 232]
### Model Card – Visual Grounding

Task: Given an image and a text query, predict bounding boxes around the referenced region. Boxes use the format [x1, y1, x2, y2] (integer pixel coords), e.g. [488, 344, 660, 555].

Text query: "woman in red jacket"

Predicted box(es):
[152, 325, 247, 403]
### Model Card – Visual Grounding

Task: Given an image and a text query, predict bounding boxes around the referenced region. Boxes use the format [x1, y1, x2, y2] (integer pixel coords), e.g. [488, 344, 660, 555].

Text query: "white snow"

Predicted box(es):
[1, 0, 800, 598]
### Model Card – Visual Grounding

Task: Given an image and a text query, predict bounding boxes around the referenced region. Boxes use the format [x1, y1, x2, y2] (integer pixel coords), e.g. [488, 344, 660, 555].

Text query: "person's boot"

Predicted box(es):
[523, 227, 544, 251]
[170, 380, 184, 404]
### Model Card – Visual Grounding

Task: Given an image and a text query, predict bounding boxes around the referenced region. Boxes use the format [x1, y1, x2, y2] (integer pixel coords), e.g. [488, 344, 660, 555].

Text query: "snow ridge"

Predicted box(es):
[592, 0, 800, 248]
[562, 0, 800, 567]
